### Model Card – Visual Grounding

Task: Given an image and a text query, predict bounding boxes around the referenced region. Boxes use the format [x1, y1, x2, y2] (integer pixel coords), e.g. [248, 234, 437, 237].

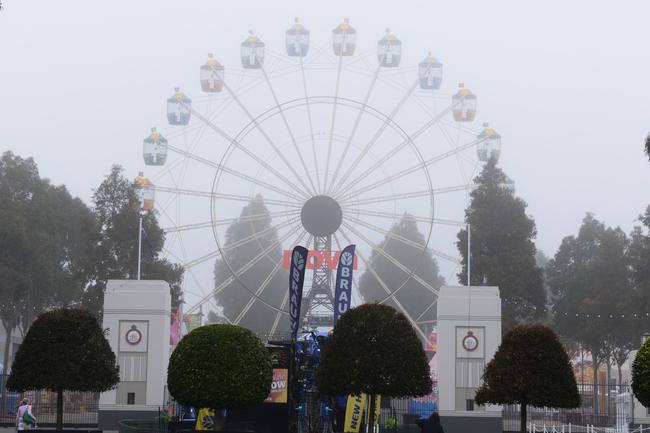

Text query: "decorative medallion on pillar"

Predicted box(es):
[125, 325, 142, 346]
[462, 330, 479, 352]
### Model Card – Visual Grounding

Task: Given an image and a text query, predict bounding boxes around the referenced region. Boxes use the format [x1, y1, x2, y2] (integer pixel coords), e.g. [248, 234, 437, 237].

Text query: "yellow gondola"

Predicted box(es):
[332, 19, 356, 56]
[452, 83, 477, 122]
[134, 172, 155, 211]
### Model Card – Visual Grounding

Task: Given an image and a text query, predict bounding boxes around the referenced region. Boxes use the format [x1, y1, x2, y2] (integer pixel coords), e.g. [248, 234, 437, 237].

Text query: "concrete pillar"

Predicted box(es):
[437, 285, 502, 433]
[99, 280, 171, 430]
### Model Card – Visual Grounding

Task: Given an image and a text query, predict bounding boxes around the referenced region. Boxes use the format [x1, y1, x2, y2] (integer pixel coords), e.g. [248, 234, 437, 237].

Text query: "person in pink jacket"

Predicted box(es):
[16, 398, 37, 430]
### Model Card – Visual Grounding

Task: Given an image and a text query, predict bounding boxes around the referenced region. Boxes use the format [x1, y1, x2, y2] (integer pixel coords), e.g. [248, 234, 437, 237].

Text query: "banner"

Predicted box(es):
[334, 245, 356, 325]
[195, 408, 215, 430]
[264, 368, 289, 403]
[289, 246, 308, 340]
[344, 392, 367, 433]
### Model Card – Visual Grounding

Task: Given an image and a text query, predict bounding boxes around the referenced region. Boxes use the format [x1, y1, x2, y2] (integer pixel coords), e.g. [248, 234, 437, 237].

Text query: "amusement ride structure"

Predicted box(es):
[138, 19, 503, 342]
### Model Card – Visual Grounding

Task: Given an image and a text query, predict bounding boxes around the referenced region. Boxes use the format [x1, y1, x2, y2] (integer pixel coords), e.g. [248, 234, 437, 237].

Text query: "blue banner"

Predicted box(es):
[334, 244, 356, 325]
[289, 246, 308, 340]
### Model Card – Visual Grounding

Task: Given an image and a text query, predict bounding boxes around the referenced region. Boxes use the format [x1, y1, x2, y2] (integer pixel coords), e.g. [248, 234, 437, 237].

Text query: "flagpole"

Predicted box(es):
[467, 223, 471, 287]
[137, 215, 143, 280]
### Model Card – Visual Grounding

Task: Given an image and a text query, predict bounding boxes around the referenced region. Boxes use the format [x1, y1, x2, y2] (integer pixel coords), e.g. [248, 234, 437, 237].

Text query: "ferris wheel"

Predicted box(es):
[140, 19, 503, 341]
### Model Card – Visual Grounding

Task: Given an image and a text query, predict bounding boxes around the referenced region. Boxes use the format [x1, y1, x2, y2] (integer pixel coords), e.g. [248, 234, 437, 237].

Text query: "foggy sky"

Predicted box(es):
[1, 0, 649, 274]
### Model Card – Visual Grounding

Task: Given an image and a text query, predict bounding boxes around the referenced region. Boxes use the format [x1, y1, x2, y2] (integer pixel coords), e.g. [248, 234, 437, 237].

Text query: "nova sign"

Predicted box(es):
[282, 250, 358, 270]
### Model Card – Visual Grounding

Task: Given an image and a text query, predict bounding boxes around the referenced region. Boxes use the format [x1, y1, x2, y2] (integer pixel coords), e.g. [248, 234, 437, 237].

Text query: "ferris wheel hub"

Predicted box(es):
[300, 195, 343, 236]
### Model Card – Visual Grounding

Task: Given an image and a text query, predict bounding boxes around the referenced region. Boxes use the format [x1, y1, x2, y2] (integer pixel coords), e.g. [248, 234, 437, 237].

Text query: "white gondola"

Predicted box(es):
[200, 53, 224, 93]
[143, 127, 168, 166]
[377, 29, 402, 67]
[418, 53, 443, 89]
[241, 31, 265, 69]
[286, 18, 310, 57]
[332, 19, 356, 56]
[477, 123, 501, 162]
[166, 87, 191, 126]
[452, 83, 477, 122]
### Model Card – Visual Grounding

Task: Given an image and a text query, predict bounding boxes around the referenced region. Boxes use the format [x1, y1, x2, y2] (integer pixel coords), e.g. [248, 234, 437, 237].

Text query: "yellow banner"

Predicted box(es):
[344, 393, 367, 433]
[363, 395, 381, 427]
[195, 408, 215, 431]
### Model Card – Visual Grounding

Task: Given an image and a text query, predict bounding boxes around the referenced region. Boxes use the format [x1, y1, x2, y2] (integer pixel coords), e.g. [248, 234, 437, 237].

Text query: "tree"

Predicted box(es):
[630, 207, 650, 331]
[547, 214, 632, 386]
[632, 336, 650, 406]
[475, 325, 580, 433]
[645, 133, 650, 163]
[213, 195, 288, 336]
[167, 324, 272, 430]
[317, 304, 432, 432]
[357, 215, 445, 331]
[84, 165, 183, 317]
[457, 158, 546, 331]
[0, 152, 96, 377]
[7, 309, 119, 430]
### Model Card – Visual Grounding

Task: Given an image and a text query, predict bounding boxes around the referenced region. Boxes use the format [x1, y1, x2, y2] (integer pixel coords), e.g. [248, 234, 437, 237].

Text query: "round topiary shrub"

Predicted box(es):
[633, 337, 650, 406]
[167, 324, 272, 411]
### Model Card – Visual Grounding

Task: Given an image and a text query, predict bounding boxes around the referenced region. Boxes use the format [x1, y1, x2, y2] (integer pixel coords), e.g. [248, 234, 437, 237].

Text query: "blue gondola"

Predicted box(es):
[418, 53, 443, 89]
[166, 87, 191, 126]
[286, 18, 309, 57]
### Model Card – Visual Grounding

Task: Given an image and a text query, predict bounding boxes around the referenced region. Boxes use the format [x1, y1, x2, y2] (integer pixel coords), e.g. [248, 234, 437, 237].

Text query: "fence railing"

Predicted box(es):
[503, 384, 633, 432]
[0, 373, 99, 427]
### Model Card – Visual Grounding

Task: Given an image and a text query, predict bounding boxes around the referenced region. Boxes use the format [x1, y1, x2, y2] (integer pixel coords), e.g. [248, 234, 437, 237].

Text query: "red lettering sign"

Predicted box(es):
[283, 250, 358, 270]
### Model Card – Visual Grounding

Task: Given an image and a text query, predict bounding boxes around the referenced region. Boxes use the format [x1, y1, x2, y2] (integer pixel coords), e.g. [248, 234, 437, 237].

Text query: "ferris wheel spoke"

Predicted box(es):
[299, 56, 322, 193]
[341, 221, 440, 297]
[326, 64, 382, 195]
[344, 208, 465, 228]
[164, 142, 305, 202]
[322, 49, 345, 193]
[182, 216, 300, 269]
[155, 186, 301, 208]
[336, 228, 427, 340]
[163, 209, 300, 234]
[339, 185, 475, 207]
[185, 224, 298, 315]
[223, 82, 315, 197]
[415, 300, 438, 323]
[235, 229, 308, 327]
[187, 105, 314, 199]
[337, 137, 480, 201]
[329, 78, 419, 195]
[344, 214, 461, 264]
[260, 66, 318, 195]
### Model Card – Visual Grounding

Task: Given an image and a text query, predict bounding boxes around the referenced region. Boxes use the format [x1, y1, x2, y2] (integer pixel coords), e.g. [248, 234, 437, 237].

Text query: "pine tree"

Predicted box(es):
[357, 214, 444, 331]
[457, 157, 545, 331]
[213, 195, 289, 336]
[84, 165, 183, 316]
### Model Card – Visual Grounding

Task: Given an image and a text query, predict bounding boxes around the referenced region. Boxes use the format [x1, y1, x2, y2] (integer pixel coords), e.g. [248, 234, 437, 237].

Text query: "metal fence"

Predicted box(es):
[503, 384, 633, 432]
[0, 373, 99, 427]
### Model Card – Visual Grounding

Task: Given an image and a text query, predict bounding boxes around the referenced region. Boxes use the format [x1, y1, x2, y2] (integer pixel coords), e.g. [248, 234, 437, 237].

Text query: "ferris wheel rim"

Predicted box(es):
[209, 94, 436, 327]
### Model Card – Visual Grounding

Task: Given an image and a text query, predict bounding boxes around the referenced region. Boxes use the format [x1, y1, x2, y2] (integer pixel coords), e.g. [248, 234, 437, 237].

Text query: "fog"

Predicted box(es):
[1, 0, 649, 316]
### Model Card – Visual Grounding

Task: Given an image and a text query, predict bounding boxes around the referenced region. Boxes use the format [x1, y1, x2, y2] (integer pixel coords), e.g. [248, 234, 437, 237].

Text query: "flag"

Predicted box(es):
[288, 246, 308, 341]
[334, 245, 356, 325]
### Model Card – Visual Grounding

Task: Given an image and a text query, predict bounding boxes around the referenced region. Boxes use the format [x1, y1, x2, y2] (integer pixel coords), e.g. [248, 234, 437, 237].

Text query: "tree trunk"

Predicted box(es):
[617, 364, 623, 387]
[593, 358, 599, 416]
[56, 389, 63, 431]
[1, 321, 12, 418]
[520, 402, 527, 433]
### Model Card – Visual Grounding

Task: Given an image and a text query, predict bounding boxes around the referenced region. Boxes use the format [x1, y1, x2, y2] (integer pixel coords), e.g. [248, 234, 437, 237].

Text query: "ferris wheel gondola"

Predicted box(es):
[377, 29, 401, 67]
[452, 83, 477, 122]
[332, 18, 356, 56]
[286, 18, 310, 57]
[167, 87, 191, 126]
[241, 31, 265, 69]
[418, 53, 443, 90]
[200, 53, 224, 93]
[143, 127, 168, 166]
[477, 123, 501, 162]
